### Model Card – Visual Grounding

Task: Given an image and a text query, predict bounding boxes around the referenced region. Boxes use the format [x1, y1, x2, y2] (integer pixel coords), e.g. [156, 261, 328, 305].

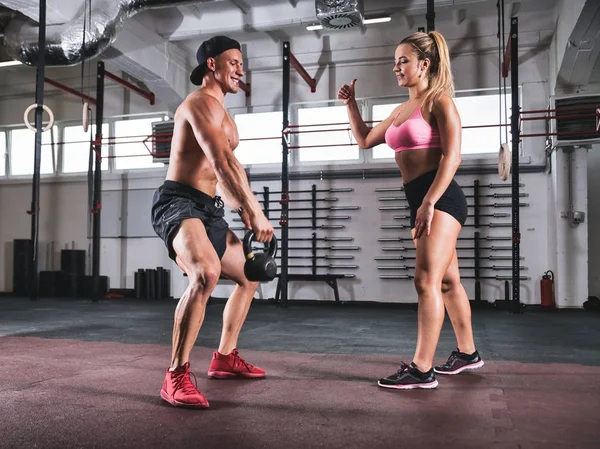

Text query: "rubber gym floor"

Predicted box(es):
[1, 296, 599, 449]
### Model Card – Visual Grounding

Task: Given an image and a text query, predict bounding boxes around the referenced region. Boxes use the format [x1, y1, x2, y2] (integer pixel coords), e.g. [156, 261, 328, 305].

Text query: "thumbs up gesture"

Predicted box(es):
[337, 79, 357, 105]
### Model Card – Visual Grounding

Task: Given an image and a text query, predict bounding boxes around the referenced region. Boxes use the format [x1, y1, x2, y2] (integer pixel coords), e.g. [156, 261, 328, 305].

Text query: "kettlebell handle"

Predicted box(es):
[243, 231, 278, 259]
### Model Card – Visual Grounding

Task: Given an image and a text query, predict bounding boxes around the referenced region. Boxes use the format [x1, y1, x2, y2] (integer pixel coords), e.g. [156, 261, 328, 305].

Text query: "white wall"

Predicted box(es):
[0, 168, 551, 305]
[0, 5, 595, 307]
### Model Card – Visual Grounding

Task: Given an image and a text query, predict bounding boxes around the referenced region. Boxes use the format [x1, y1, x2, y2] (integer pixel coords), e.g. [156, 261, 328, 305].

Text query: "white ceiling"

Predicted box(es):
[0, 0, 598, 108]
[140, 0, 551, 44]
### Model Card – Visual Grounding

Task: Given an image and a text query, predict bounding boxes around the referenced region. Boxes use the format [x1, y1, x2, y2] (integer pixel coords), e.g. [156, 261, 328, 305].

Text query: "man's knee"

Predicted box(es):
[187, 263, 221, 292]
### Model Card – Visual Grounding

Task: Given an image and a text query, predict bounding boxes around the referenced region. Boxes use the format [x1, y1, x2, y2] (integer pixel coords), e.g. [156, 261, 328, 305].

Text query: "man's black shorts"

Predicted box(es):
[151, 180, 229, 262]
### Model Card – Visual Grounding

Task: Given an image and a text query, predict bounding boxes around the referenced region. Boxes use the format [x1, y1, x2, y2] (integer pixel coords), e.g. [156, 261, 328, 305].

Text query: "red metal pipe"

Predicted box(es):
[520, 129, 599, 138]
[285, 128, 352, 135]
[285, 123, 510, 134]
[106, 152, 167, 159]
[239, 80, 251, 97]
[286, 120, 378, 129]
[107, 134, 159, 140]
[521, 106, 599, 114]
[104, 70, 156, 105]
[239, 136, 280, 141]
[520, 113, 597, 121]
[502, 34, 512, 78]
[289, 52, 317, 93]
[44, 77, 97, 105]
[462, 123, 510, 129]
[287, 143, 357, 150]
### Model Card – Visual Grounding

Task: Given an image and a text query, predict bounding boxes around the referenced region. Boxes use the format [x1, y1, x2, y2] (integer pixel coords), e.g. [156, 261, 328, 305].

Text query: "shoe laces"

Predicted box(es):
[396, 361, 411, 375]
[231, 349, 254, 372]
[173, 368, 199, 395]
[446, 350, 460, 365]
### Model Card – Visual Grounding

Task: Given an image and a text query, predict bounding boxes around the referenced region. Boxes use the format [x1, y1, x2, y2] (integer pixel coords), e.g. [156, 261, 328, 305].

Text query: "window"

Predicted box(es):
[372, 104, 400, 159]
[10, 127, 57, 176]
[296, 106, 359, 162]
[234, 111, 282, 165]
[0, 131, 5, 176]
[113, 118, 164, 170]
[371, 94, 510, 158]
[454, 93, 511, 155]
[62, 124, 109, 173]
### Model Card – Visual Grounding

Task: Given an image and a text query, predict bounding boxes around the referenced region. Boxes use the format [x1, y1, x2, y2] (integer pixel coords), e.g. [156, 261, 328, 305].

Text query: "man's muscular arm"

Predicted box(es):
[183, 96, 262, 221]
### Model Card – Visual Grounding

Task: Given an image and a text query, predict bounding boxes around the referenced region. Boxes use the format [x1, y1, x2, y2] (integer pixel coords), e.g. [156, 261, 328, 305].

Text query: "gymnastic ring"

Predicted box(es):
[23, 103, 55, 132]
[82, 102, 90, 133]
[498, 143, 511, 181]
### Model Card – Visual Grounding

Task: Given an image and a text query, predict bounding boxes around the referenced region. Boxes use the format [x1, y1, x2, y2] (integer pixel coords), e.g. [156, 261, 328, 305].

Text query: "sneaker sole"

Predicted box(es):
[207, 371, 266, 379]
[434, 360, 485, 375]
[377, 379, 439, 390]
[160, 389, 210, 408]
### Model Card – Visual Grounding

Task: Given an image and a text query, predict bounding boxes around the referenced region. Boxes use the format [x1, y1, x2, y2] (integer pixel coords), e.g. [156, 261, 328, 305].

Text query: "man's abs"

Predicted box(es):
[166, 119, 218, 195]
[166, 147, 218, 195]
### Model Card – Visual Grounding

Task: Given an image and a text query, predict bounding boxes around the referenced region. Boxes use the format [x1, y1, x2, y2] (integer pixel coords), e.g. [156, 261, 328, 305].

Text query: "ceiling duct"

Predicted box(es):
[2, 0, 214, 66]
[316, 0, 364, 30]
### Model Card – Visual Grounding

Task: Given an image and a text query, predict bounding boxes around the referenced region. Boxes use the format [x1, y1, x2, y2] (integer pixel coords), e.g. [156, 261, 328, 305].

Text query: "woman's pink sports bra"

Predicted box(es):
[384, 105, 441, 152]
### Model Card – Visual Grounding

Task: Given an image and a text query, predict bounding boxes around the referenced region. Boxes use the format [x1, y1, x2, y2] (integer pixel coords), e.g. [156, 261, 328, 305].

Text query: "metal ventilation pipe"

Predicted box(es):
[3, 0, 215, 66]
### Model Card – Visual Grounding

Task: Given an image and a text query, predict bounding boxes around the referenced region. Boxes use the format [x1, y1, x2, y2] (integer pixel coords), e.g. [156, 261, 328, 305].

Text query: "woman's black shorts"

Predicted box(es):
[403, 169, 468, 229]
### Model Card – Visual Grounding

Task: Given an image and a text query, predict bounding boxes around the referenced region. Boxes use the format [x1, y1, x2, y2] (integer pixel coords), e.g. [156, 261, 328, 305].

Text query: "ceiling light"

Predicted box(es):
[0, 60, 22, 68]
[306, 24, 323, 31]
[363, 16, 391, 25]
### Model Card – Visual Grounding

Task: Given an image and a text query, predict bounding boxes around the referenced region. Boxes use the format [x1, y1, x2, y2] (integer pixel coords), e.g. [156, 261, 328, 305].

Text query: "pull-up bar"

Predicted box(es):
[502, 34, 512, 78]
[44, 77, 97, 105]
[104, 70, 156, 105]
[44, 71, 156, 106]
[239, 79, 251, 97]
[289, 52, 317, 93]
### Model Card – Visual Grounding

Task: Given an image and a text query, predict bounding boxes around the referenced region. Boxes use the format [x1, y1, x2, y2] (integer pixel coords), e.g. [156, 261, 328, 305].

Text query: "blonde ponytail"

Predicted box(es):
[400, 31, 455, 111]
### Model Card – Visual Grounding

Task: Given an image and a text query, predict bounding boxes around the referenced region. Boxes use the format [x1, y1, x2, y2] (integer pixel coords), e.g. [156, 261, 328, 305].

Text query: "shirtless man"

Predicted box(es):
[151, 35, 274, 409]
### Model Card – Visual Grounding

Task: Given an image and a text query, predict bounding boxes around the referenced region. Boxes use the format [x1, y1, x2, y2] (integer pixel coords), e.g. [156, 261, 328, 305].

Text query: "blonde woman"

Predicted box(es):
[338, 31, 484, 389]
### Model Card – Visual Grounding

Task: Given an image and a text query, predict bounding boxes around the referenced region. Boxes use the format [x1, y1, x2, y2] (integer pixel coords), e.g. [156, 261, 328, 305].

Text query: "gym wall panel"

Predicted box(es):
[0, 1, 595, 305]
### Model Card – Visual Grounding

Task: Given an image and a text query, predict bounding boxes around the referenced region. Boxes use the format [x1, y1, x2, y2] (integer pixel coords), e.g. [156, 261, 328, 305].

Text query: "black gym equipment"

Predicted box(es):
[253, 188, 353, 195]
[233, 215, 351, 222]
[377, 193, 528, 201]
[28, 0, 47, 300]
[374, 183, 524, 192]
[379, 202, 530, 210]
[243, 231, 279, 282]
[380, 245, 513, 252]
[233, 224, 345, 231]
[378, 236, 511, 242]
[376, 265, 526, 271]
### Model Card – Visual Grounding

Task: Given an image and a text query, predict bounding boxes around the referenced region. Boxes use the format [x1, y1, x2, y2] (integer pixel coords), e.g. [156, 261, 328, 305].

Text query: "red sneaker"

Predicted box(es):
[207, 348, 266, 379]
[160, 362, 210, 408]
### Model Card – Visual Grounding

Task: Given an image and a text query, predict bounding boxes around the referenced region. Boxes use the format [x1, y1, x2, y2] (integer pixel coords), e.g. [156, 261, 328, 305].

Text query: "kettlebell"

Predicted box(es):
[242, 231, 278, 282]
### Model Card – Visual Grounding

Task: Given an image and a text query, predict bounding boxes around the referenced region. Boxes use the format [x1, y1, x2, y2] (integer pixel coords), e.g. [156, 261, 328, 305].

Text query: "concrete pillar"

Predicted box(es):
[548, 145, 589, 307]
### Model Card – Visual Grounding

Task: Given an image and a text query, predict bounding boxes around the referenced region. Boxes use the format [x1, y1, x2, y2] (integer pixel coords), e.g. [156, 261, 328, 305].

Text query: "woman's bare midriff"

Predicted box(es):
[395, 147, 442, 184]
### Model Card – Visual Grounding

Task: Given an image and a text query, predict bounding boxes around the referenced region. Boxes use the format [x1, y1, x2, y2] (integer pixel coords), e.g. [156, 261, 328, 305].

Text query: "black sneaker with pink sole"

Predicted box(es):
[378, 362, 438, 390]
[434, 349, 485, 375]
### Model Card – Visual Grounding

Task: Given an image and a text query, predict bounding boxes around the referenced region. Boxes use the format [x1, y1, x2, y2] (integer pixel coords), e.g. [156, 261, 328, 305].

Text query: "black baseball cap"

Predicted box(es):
[190, 35, 242, 86]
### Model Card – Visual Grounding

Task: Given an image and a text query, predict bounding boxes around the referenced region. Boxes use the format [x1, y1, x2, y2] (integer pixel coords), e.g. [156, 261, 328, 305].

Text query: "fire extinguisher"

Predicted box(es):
[540, 270, 555, 308]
